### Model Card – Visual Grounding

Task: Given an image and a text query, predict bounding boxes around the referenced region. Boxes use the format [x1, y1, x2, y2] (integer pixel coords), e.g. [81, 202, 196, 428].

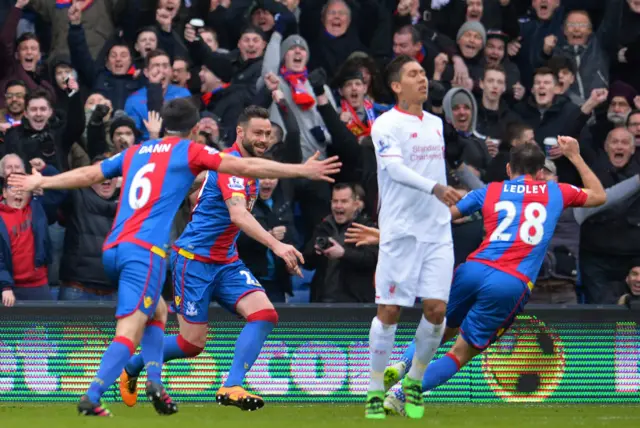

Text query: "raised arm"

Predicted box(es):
[557, 136, 606, 207]
[574, 174, 640, 224]
[8, 164, 105, 191]
[217, 152, 341, 181]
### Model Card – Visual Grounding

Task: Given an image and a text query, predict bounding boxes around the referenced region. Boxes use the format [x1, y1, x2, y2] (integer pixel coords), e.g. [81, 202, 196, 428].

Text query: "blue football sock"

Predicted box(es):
[141, 321, 165, 383]
[400, 340, 416, 370]
[224, 309, 277, 387]
[421, 353, 461, 392]
[126, 334, 203, 376]
[86, 336, 134, 404]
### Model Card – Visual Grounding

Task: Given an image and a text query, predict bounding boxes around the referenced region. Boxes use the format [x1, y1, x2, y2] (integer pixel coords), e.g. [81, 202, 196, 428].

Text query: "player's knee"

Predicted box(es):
[177, 333, 205, 357]
[247, 308, 279, 326]
[377, 304, 401, 324]
[153, 299, 168, 323]
[423, 301, 446, 325]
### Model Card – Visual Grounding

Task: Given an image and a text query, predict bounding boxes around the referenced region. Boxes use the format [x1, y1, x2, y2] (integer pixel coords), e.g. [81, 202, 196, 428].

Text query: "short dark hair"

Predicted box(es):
[533, 66, 558, 84]
[509, 142, 545, 176]
[161, 98, 200, 135]
[136, 26, 158, 39]
[4, 79, 27, 93]
[238, 105, 270, 127]
[385, 55, 418, 88]
[201, 26, 217, 38]
[145, 49, 170, 68]
[25, 89, 52, 109]
[394, 25, 421, 45]
[546, 55, 577, 76]
[483, 63, 506, 79]
[332, 182, 357, 199]
[240, 25, 266, 41]
[173, 56, 191, 68]
[501, 121, 533, 151]
[15, 32, 39, 52]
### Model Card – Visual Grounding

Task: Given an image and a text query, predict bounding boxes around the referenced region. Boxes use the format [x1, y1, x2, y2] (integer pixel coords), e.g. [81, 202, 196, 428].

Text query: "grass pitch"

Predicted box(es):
[1, 403, 640, 428]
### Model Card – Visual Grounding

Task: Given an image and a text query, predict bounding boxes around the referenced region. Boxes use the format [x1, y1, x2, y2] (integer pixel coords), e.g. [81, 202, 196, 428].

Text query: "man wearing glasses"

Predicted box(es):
[0, 81, 28, 137]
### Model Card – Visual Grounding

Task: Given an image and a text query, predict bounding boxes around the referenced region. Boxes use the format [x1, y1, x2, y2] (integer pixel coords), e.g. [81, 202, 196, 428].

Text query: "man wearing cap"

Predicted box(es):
[195, 63, 241, 145]
[109, 113, 139, 153]
[442, 87, 491, 177]
[259, 28, 336, 161]
[336, 68, 376, 141]
[453, 21, 486, 88]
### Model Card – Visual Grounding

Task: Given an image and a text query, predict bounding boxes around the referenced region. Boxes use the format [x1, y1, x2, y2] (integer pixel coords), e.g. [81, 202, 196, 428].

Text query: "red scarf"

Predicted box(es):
[341, 98, 375, 138]
[280, 66, 315, 111]
[415, 46, 426, 65]
[201, 83, 231, 106]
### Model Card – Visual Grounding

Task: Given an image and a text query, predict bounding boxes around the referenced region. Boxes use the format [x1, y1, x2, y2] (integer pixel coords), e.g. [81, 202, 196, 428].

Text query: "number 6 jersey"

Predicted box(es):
[456, 175, 588, 286]
[99, 137, 223, 254]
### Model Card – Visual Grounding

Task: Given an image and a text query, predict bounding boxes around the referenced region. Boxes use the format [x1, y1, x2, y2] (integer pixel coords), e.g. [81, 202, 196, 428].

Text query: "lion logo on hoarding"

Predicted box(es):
[482, 316, 566, 402]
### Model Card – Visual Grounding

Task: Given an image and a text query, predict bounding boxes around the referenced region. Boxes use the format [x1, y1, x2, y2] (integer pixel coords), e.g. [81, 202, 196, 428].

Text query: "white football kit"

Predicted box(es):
[371, 107, 454, 306]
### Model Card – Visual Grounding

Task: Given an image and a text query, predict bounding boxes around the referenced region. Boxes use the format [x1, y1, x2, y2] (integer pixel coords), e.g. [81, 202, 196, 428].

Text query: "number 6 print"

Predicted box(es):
[129, 163, 156, 209]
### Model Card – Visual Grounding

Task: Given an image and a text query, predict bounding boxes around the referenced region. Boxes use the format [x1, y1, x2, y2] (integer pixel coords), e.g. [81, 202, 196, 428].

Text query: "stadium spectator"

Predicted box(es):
[58, 155, 117, 301]
[0, 167, 66, 306]
[618, 264, 640, 307]
[303, 183, 377, 303]
[67, 3, 141, 111]
[0, 2, 55, 109]
[442, 87, 491, 177]
[484, 121, 535, 183]
[133, 27, 159, 69]
[0, 80, 27, 138]
[125, 49, 190, 140]
[2, 86, 83, 172]
[580, 127, 640, 303]
[475, 64, 521, 141]
[171, 57, 191, 88]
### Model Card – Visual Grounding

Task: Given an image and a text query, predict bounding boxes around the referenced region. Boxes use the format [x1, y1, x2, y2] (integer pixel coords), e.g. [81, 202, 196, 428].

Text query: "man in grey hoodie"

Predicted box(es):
[258, 30, 336, 161]
[442, 87, 491, 178]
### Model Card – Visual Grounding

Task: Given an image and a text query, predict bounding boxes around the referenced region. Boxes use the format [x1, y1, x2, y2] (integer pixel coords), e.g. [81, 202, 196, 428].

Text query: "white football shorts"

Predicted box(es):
[375, 236, 454, 307]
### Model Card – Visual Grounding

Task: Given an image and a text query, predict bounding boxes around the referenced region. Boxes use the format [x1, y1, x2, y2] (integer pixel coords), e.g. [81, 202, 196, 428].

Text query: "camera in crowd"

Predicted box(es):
[315, 236, 331, 251]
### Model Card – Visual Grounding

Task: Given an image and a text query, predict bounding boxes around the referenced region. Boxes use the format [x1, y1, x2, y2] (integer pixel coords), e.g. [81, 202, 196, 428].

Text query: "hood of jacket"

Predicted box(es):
[442, 87, 480, 137]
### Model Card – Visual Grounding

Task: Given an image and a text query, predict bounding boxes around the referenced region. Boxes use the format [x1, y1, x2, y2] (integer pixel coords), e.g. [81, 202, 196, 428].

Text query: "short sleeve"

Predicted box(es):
[456, 187, 487, 217]
[100, 151, 125, 179]
[217, 173, 247, 201]
[371, 124, 404, 170]
[188, 143, 223, 175]
[559, 183, 588, 208]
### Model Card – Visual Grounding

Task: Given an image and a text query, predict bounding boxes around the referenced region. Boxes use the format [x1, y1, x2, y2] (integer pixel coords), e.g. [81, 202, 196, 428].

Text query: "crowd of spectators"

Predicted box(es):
[1, 0, 640, 307]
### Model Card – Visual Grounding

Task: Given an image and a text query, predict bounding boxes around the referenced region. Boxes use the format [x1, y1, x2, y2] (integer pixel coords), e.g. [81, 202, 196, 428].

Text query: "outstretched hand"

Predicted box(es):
[432, 183, 462, 206]
[7, 169, 42, 192]
[272, 242, 304, 277]
[302, 152, 341, 183]
[557, 135, 580, 159]
[344, 223, 380, 247]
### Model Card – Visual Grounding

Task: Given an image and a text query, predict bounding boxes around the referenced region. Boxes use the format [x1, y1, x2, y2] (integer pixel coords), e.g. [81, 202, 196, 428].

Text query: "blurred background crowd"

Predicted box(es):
[1, 0, 640, 307]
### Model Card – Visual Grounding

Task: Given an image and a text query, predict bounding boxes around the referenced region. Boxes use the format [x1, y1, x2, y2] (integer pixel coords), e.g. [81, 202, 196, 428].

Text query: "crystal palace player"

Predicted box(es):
[365, 55, 462, 419]
[8, 99, 341, 417]
[345, 137, 606, 415]
[120, 106, 302, 412]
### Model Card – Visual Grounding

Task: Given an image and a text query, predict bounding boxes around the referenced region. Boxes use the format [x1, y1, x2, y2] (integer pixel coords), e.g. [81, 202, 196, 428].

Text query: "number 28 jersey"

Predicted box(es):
[456, 176, 588, 286]
[100, 137, 223, 254]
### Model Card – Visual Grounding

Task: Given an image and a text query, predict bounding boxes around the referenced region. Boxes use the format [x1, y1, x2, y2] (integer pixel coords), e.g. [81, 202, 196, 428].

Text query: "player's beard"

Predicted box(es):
[242, 138, 267, 158]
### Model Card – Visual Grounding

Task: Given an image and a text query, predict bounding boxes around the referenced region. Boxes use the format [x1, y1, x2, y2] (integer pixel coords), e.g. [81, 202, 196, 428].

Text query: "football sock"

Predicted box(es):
[368, 316, 397, 391]
[141, 321, 165, 383]
[407, 316, 445, 381]
[125, 334, 204, 376]
[86, 336, 135, 404]
[400, 340, 416, 371]
[224, 309, 278, 387]
[422, 352, 461, 391]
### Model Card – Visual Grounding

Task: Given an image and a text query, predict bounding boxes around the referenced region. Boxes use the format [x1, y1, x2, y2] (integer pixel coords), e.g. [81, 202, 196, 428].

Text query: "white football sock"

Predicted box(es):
[407, 316, 445, 381]
[368, 316, 397, 392]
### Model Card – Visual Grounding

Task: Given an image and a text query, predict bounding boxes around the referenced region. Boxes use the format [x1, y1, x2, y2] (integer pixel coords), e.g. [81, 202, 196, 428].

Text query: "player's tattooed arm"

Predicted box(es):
[226, 195, 246, 207]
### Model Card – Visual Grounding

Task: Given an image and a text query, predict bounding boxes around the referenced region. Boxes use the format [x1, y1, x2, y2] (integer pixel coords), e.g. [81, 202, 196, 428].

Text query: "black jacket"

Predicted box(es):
[59, 187, 118, 291]
[236, 183, 297, 296]
[475, 100, 522, 140]
[68, 24, 143, 110]
[2, 94, 84, 172]
[303, 213, 377, 303]
[513, 94, 589, 184]
[580, 157, 640, 256]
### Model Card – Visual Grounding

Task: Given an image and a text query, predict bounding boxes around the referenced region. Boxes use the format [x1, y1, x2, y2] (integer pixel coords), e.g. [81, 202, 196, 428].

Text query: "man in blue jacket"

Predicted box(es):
[125, 49, 191, 141]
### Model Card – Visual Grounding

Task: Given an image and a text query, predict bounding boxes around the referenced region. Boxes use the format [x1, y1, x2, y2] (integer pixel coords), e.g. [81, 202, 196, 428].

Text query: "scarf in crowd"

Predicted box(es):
[415, 46, 426, 64]
[4, 114, 21, 128]
[56, 0, 94, 10]
[280, 66, 315, 111]
[341, 98, 375, 138]
[201, 83, 231, 106]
